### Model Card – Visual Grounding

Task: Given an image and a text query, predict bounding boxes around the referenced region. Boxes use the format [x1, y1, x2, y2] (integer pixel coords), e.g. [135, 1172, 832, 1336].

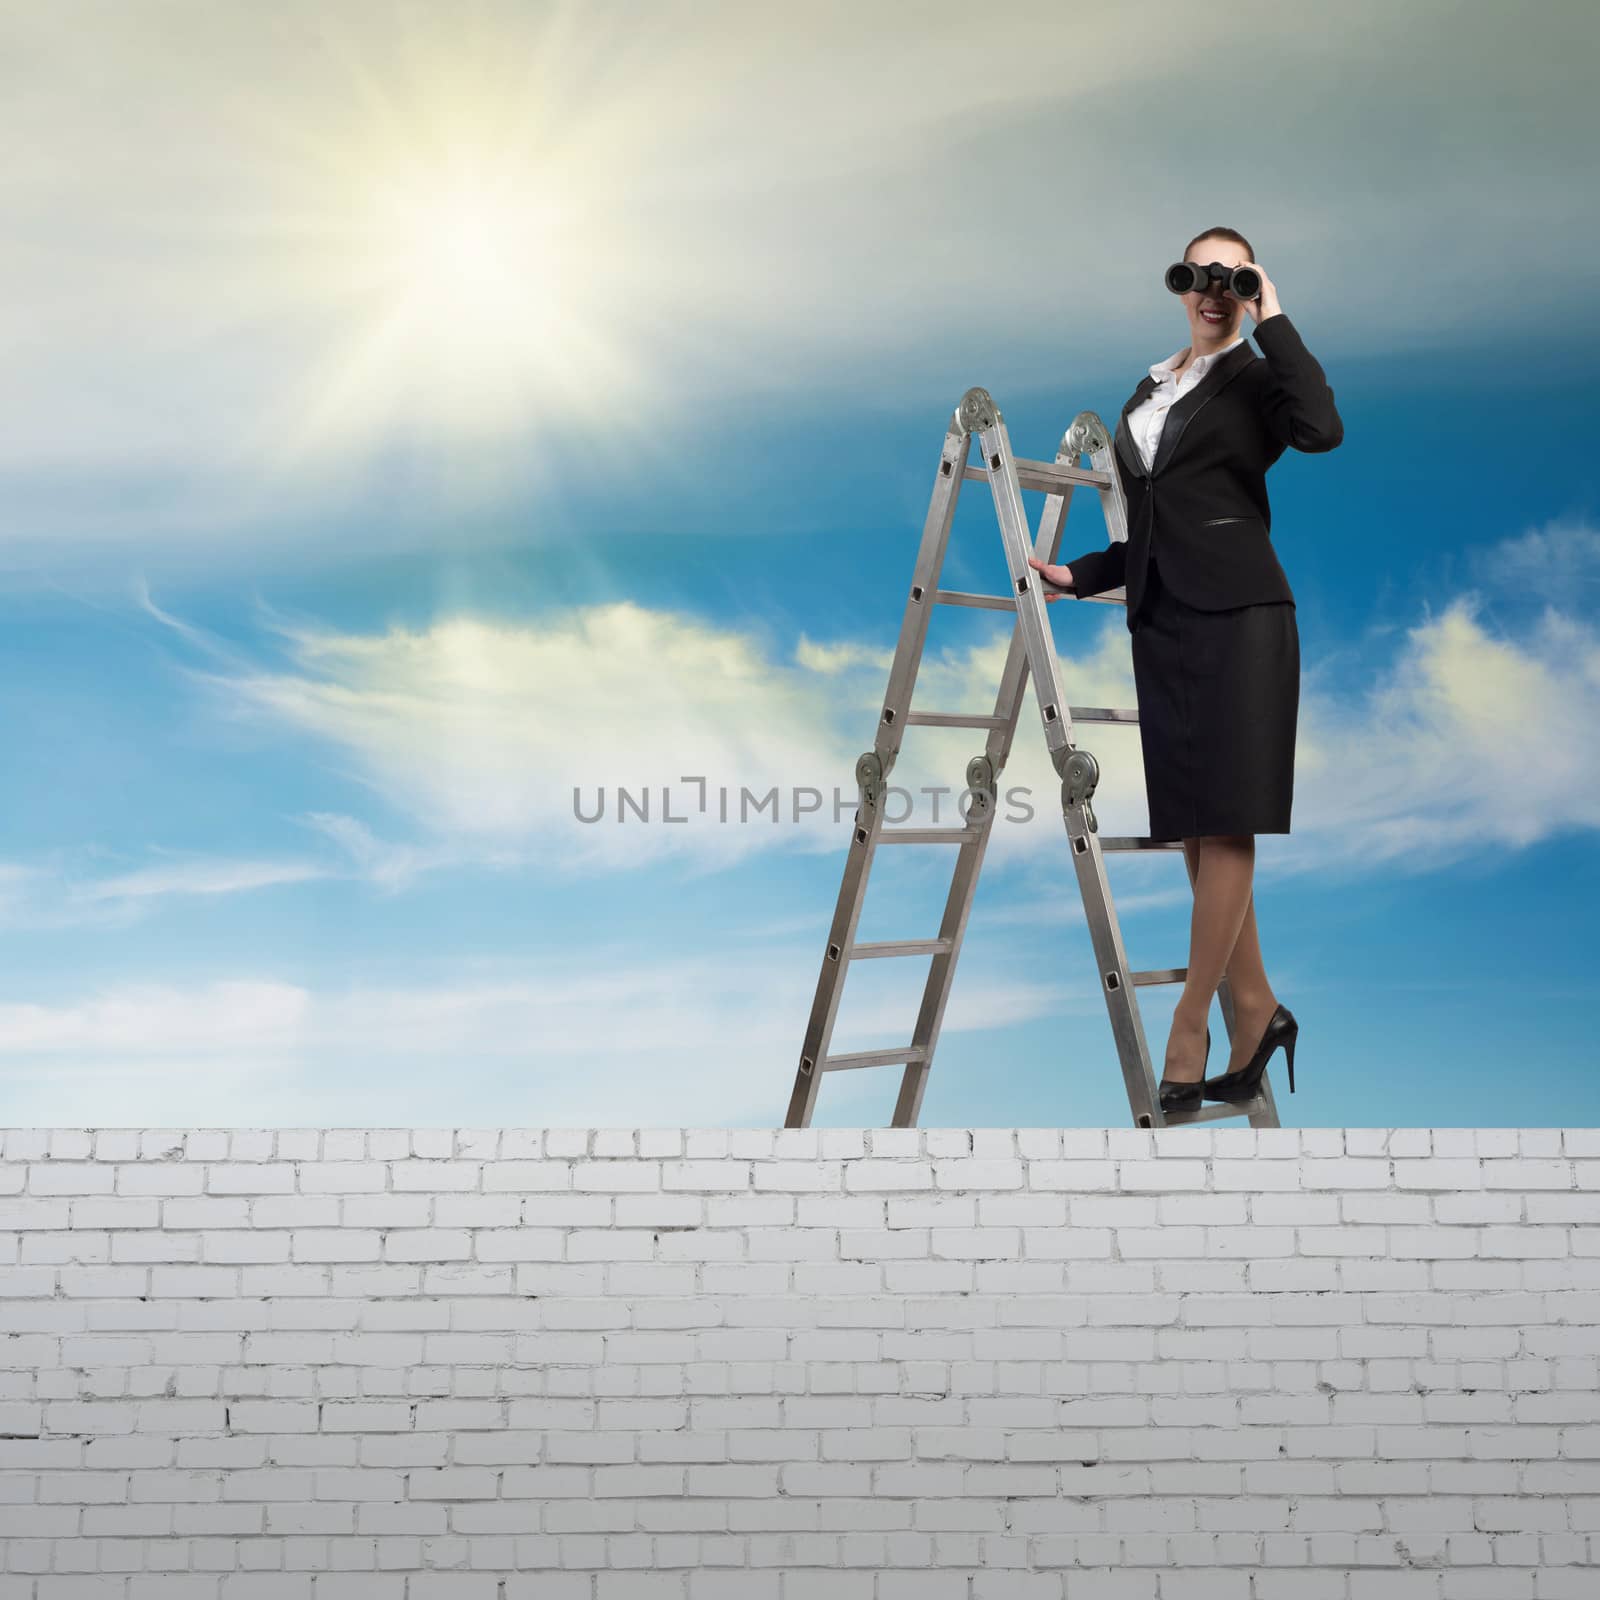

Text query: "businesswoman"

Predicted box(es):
[1028, 227, 1343, 1114]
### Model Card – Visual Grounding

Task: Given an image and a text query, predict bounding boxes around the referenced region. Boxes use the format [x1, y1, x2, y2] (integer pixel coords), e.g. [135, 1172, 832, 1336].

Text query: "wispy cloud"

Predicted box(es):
[0, 852, 334, 931]
[297, 812, 458, 894]
[0, 980, 310, 1057]
[0, 825, 454, 931]
[1466, 515, 1600, 606]
[0, 950, 1073, 1126]
[69, 856, 327, 905]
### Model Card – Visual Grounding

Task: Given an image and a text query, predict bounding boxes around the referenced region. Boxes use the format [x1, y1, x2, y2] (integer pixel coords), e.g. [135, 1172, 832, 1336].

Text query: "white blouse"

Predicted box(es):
[1126, 334, 1244, 472]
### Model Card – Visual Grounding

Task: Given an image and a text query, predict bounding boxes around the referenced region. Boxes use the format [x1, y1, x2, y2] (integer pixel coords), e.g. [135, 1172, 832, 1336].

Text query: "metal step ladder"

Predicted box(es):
[783, 386, 1281, 1131]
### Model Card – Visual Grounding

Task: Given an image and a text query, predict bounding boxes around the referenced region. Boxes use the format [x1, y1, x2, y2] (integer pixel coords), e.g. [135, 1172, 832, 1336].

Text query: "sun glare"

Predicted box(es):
[250, 139, 645, 485]
[376, 172, 552, 335]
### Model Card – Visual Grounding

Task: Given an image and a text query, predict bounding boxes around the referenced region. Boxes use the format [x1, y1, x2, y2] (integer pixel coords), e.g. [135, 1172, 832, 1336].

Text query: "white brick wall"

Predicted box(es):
[2, 1127, 1598, 1597]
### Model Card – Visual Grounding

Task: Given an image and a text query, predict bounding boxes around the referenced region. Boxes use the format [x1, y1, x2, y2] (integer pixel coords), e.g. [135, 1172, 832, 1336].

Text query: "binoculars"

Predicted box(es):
[1165, 259, 1262, 300]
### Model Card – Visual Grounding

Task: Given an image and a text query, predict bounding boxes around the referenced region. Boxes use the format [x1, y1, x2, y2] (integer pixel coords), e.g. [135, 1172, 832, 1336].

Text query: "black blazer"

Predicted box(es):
[1060, 313, 1343, 629]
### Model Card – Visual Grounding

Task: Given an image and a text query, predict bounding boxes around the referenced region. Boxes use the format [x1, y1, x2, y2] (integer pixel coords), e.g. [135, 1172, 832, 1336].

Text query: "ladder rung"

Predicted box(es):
[1097, 836, 1186, 852]
[904, 711, 1008, 729]
[933, 589, 1017, 611]
[1068, 705, 1140, 724]
[875, 827, 983, 845]
[821, 1046, 929, 1072]
[1129, 967, 1186, 987]
[962, 459, 1114, 494]
[932, 587, 1128, 612]
[1156, 1098, 1269, 1127]
[850, 938, 954, 959]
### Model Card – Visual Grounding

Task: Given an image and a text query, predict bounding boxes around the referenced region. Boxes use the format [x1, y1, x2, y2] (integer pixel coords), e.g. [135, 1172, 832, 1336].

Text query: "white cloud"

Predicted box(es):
[1281, 588, 1600, 872]
[794, 637, 897, 676]
[149, 589, 1160, 876]
[0, 980, 310, 1057]
[0, 951, 1073, 1127]
[140, 516, 1600, 897]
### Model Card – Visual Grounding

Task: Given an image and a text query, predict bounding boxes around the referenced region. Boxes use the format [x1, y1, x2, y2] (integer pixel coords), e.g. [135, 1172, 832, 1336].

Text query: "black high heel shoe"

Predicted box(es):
[1203, 1004, 1297, 1101]
[1157, 1025, 1211, 1114]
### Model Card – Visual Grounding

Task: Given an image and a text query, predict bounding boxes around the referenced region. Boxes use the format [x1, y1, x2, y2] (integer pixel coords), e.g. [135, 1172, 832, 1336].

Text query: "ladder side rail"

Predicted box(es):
[1064, 411, 1166, 1123]
[1061, 808, 1167, 1125]
[876, 422, 977, 765]
[959, 391, 1079, 767]
[891, 823, 991, 1128]
[891, 474, 1079, 1127]
[1056, 413, 1172, 1125]
[978, 452, 1077, 777]
[970, 393, 1163, 1123]
[786, 418, 975, 1129]
[786, 821, 883, 1128]
[1076, 409, 1133, 610]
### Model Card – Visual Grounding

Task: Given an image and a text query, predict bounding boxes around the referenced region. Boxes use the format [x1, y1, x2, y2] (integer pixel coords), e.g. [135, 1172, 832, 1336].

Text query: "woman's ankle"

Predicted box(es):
[1230, 988, 1278, 1017]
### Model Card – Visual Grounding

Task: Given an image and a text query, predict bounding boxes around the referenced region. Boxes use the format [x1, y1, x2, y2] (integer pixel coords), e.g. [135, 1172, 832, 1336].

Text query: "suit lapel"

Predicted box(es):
[1147, 339, 1257, 478]
[1113, 377, 1158, 479]
[1116, 339, 1258, 481]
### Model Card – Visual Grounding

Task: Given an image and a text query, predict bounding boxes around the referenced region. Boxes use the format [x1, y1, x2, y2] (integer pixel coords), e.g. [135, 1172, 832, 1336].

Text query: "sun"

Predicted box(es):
[276, 157, 595, 458]
[213, 21, 654, 484]
[365, 166, 562, 367]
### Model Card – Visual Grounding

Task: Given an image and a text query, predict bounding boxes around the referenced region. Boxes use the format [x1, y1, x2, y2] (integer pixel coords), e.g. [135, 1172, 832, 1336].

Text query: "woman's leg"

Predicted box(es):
[1163, 833, 1268, 1082]
[1201, 844, 1283, 1073]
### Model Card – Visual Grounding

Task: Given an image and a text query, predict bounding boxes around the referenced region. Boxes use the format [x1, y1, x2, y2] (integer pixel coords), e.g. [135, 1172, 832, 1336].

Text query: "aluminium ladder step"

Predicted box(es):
[962, 457, 1114, 493]
[907, 706, 1140, 728]
[848, 938, 955, 959]
[933, 588, 1127, 613]
[815, 1045, 928, 1072]
[874, 826, 983, 845]
[904, 711, 1010, 729]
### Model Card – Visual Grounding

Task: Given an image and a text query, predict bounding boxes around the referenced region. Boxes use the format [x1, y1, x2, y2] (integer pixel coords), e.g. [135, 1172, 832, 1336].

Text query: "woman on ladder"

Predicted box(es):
[1028, 226, 1343, 1115]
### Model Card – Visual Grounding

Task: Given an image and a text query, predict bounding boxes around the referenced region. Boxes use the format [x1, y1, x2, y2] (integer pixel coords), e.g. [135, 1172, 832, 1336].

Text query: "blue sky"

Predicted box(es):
[1, 0, 1597, 1128]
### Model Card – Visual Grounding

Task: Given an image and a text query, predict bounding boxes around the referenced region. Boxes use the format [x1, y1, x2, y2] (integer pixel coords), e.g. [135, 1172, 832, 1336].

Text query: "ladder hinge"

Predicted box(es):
[966, 754, 998, 821]
[957, 386, 998, 433]
[857, 750, 895, 812]
[1063, 413, 1111, 458]
[1058, 747, 1100, 836]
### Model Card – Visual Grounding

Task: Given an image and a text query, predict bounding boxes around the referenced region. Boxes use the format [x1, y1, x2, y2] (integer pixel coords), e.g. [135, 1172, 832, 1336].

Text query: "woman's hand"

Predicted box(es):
[1229, 262, 1283, 326]
[1027, 555, 1075, 600]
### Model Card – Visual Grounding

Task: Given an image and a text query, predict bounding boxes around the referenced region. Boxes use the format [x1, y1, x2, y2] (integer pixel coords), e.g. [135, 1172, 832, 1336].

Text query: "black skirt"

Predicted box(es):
[1129, 549, 1299, 838]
